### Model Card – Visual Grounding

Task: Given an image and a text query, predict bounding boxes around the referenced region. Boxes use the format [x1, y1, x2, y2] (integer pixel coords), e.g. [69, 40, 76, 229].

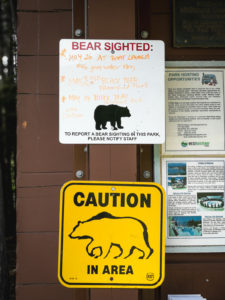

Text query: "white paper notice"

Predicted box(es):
[162, 157, 225, 246]
[163, 69, 225, 155]
[59, 39, 165, 144]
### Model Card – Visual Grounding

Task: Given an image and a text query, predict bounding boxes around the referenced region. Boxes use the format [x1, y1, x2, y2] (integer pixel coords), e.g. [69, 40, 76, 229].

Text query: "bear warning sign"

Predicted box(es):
[59, 39, 165, 144]
[58, 181, 165, 288]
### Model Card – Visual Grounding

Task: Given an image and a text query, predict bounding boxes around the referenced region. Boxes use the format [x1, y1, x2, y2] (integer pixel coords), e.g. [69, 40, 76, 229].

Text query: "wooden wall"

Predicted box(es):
[147, 1, 225, 300]
[17, 0, 140, 300]
[17, 1, 225, 300]
[149, 0, 225, 61]
[17, 1, 75, 299]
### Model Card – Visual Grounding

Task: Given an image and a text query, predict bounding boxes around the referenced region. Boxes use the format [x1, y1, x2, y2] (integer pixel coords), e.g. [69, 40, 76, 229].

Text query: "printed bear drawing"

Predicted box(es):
[94, 105, 131, 130]
[69, 212, 153, 259]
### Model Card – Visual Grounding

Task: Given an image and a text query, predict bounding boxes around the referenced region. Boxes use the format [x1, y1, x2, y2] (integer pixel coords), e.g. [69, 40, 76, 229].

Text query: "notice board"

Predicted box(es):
[162, 158, 225, 247]
[160, 64, 225, 251]
[162, 68, 225, 156]
[59, 40, 165, 144]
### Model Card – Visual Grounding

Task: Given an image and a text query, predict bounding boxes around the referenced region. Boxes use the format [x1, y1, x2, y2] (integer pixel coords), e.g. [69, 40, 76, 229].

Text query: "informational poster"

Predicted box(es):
[58, 181, 165, 288]
[59, 39, 165, 144]
[162, 158, 225, 246]
[163, 69, 225, 155]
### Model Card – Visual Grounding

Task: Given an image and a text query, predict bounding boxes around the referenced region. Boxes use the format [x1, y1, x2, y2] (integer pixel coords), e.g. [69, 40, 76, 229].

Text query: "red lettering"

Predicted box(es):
[130, 43, 135, 50]
[80, 42, 86, 50]
[72, 41, 152, 52]
[95, 42, 101, 50]
[72, 42, 79, 50]
[136, 43, 142, 51]
[143, 43, 151, 51]
[114, 43, 121, 51]
[86, 42, 94, 50]
[72, 41, 102, 51]
[104, 42, 111, 50]
[122, 43, 129, 50]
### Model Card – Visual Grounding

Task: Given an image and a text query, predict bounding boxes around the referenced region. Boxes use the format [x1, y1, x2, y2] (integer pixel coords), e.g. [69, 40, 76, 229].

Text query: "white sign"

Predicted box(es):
[59, 39, 165, 144]
[162, 157, 225, 247]
[163, 68, 225, 155]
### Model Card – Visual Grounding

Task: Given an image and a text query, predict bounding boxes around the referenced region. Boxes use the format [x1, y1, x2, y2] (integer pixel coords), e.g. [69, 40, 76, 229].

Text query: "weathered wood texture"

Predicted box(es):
[17, 0, 75, 299]
[87, 1, 139, 299]
[17, 0, 225, 300]
[0, 165, 8, 300]
[146, 1, 225, 300]
[17, 0, 139, 299]
[149, 0, 225, 61]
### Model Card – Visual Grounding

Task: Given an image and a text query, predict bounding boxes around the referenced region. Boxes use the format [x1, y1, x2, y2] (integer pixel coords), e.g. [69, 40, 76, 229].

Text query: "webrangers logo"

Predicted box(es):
[181, 141, 210, 147]
[58, 181, 165, 289]
[181, 141, 188, 147]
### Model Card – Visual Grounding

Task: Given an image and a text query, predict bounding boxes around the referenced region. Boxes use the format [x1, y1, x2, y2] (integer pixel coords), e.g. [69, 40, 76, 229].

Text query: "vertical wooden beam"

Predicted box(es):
[73, 0, 85, 39]
[87, 1, 138, 299]
[74, 145, 89, 180]
[72, 3, 90, 300]
[138, 145, 154, 182]
[135, 0, 151, 39]
[136, 1, 160, 299]
[89, 145, 137, 181]
[73, 1, 155, 299]
[73, 0, 89, 183]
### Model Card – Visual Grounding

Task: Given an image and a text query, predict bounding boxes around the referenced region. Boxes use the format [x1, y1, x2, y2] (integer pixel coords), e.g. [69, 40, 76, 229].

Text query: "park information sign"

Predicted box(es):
[59, 39, 165, 144]
[58, 181, 165, 288]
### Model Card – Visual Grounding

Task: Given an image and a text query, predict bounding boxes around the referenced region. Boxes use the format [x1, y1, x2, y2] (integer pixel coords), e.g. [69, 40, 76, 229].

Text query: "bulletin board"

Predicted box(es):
[157, 61, 225, 253]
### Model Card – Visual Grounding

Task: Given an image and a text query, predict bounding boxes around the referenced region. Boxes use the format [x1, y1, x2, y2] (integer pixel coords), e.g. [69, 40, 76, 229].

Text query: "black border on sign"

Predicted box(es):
[59, 182, 164, 287]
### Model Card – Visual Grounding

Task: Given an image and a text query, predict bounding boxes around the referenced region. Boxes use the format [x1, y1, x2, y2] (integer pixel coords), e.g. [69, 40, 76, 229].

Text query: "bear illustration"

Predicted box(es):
[69, 212, 153, 259]
[94, 104, 131, 130]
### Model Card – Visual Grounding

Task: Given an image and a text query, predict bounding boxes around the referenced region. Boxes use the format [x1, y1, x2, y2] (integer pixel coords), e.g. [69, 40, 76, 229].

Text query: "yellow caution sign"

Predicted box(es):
[58, 181, 165, 288]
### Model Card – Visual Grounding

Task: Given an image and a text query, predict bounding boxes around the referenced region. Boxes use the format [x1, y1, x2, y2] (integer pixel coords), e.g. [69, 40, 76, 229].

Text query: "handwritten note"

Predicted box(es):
[59, 39, 165, 144]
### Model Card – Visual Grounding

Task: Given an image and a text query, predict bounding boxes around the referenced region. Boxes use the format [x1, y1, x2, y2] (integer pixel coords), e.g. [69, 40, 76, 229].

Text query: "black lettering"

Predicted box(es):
[74, 192, 85, 206]
[121, 193, 125, 207]
[85, 192, 97, 206]
[102, 265, 110, 274]
[98, 193, 109, 207]
[75, 192, 152, 208]
[140, 193, 151, 207]
[119, 265, 125, 274]
[87, 265, 98, 274]
[127, 193, 138, 207]
[111, 193, 120, 207]
[111, 265, 118, 274]
[126, 265, 133, 274]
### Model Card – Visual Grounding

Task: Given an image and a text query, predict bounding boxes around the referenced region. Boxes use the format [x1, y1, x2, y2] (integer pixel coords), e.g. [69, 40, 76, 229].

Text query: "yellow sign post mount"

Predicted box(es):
[58, 181, 165, 289]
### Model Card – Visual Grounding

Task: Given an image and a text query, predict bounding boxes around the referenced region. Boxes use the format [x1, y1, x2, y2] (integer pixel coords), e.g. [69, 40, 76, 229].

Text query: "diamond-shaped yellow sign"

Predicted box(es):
[58, 181, 165, 288]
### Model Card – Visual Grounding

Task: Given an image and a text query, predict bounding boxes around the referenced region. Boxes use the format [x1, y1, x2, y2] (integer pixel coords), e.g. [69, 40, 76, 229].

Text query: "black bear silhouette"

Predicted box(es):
[94, 105, 131, 130]
[69, 212, 153, 259]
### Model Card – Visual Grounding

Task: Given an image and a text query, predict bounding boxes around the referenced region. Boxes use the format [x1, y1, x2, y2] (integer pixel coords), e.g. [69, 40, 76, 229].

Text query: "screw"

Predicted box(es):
[143, 170, 151, 179]
[74, 29, 83, 37]
[141, 30, 149, 39]
[84, 146, 88, 152]
[76, 170, 84, 179]
[112, 187, 116, 191]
